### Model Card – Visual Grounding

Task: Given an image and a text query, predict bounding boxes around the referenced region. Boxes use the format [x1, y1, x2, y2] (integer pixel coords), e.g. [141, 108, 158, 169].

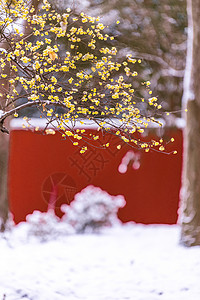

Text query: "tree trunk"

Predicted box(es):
[0, 56, 10, 232]
[180, 0, 200, 246]
[0, 131, 9, 232]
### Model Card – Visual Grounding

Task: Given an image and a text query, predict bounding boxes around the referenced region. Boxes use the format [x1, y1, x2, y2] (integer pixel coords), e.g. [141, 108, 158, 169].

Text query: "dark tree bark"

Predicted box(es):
[0, 55, 10, 232]
[180, 0, 200, 246]
[0, 131, 9, 232]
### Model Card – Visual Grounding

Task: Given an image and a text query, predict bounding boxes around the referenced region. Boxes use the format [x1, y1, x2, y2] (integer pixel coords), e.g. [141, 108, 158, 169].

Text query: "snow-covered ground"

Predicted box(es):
[0, 223, 200, 300]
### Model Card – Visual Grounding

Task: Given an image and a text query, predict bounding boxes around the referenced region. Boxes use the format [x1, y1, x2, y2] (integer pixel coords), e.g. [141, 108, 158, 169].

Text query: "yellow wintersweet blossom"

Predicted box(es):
[45, 129, 56, 135]
[0, 0, 170, 154]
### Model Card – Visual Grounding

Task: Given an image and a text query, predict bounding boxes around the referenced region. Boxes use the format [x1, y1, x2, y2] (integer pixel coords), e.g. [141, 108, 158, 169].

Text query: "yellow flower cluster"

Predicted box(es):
[0, 0, 169, 153]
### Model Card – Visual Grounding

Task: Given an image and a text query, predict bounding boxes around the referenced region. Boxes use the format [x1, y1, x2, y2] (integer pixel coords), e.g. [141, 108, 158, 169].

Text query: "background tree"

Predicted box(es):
[180, 0, 200, 246]
[0, 54, 10, 231]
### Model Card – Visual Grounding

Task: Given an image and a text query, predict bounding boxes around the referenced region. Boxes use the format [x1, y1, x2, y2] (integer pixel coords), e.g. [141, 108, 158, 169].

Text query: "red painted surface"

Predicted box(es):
[8, 128, 183, 224]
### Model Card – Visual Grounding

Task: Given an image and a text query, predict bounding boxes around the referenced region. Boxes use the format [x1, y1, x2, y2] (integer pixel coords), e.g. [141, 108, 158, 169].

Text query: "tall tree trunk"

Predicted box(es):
[180, 0, 200, 246]
[0, 52, 10, 231]
[0, 129, 9, 232]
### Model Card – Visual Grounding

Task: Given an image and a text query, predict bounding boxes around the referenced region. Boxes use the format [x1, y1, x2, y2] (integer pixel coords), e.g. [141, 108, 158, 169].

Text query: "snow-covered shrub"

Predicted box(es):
[61, 185, 126, 233]
[25, 210, 75, 241]
[3, 187, 125, 242]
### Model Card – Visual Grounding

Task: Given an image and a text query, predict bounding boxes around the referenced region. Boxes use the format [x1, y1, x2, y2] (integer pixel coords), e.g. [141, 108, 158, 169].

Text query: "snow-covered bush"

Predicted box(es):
[25, 210, 75, 242]
[61, 186, 126, 233]
[4, 186, 125, 242]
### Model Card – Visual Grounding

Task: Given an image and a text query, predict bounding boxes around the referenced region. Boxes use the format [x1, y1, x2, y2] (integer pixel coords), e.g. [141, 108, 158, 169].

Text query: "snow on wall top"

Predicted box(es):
[10, 117, 185, 130]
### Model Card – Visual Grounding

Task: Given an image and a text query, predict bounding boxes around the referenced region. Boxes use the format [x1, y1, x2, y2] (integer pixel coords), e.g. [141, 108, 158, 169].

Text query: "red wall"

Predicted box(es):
[8, 128, 183, 224]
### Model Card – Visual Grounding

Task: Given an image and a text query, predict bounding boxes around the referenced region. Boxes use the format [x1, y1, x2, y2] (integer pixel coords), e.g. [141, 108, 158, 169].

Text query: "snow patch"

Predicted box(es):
[1, 223, 200, 300]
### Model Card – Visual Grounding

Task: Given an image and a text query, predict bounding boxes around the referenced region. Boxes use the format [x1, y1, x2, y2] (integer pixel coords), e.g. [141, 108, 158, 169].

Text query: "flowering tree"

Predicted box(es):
[0, 0, 169, 149]
[0, 0, 174, 229]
